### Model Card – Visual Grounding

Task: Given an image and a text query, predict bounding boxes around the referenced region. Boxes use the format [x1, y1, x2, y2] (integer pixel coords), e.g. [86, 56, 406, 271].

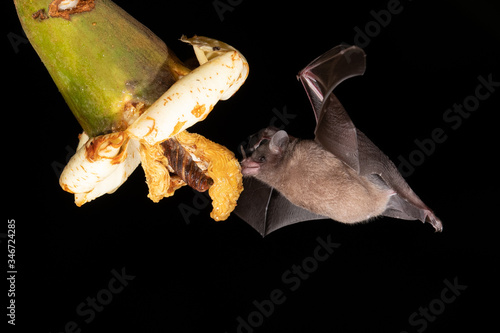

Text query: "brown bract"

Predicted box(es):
[161, 138, 213, 192]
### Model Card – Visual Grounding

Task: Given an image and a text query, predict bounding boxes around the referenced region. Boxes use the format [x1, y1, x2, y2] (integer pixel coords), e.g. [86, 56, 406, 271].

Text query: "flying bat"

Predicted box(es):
[235, 44, 442, 237]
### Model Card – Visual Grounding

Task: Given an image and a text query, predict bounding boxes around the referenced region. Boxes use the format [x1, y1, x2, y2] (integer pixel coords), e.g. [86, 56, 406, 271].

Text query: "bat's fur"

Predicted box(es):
[241, 133, 393, 224]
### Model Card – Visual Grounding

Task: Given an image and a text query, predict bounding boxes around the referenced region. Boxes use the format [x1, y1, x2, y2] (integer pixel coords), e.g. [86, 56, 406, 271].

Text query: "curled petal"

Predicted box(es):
[126, 37, 249, 145]
[138, 141, 180, 202]
[74, 139, 140, 206]
[181, 35, 249, 100]
[60, 131, 141, 206]
[60, 131, 126, 193]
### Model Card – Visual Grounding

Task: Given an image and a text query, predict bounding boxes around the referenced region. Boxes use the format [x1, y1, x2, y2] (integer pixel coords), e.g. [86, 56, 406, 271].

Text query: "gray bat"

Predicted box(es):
[235, 44, 443, 236]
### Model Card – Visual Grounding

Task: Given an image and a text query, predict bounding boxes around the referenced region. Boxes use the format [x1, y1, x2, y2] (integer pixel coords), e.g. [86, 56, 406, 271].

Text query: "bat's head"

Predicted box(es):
[240, 127, 290, 178]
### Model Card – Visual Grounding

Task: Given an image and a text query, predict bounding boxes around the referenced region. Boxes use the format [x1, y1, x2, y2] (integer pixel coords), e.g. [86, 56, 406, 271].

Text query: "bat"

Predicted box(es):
[234, 44, 443, 237]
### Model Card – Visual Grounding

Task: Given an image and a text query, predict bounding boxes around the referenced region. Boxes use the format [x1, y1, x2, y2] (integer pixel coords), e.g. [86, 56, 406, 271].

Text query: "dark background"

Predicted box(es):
[5, 0, 500, 332]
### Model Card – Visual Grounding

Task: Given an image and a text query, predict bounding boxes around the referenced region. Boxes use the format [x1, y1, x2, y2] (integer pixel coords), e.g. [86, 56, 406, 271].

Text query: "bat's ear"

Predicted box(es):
[269, 130, 289, 154]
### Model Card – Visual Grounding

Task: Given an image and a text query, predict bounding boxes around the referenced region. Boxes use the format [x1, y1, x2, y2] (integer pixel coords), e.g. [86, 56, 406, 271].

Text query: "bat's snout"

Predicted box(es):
[240, 159, 260, 176]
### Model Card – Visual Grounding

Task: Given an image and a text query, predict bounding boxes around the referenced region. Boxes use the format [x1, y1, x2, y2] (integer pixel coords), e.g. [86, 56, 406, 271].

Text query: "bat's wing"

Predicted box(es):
[298, 45, 366, 173]
[298, 45, 366, 121]
[356, 130, 443, 231]
[301, 46, 443, 231]
[235, 177, 327, 237]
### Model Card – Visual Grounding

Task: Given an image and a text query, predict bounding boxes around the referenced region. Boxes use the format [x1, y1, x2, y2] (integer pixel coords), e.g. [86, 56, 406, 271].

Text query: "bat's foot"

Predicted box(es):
[425, 211, 443, 232]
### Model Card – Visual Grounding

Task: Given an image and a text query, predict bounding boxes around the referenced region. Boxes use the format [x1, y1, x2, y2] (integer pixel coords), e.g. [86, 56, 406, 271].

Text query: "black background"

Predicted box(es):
[5, 0, 500, 332]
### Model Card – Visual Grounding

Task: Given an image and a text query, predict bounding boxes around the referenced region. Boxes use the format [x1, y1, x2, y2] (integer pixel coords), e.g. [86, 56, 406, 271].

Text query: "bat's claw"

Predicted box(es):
[425, 211, 443, 232]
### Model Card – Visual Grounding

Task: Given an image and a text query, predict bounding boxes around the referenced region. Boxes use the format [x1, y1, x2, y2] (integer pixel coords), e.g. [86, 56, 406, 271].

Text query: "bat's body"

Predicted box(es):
[242, 136, 393, 223]
[236, 45, 443, 236]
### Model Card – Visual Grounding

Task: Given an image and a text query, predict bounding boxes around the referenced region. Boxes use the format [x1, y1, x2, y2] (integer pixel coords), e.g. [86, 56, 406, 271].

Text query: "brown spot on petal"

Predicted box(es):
[191, 103, 206, 118]
[163, 96, 172, 106]
[198, 105, 214, 121]
[170, 121, 187, 137]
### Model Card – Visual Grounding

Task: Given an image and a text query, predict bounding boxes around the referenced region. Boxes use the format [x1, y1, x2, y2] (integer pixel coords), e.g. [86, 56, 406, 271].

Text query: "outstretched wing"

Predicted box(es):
[298, 44, 367, 122]
[301, 45, 442, 231]
[299, 45, 366, 173]
[356, 130, 443, 231]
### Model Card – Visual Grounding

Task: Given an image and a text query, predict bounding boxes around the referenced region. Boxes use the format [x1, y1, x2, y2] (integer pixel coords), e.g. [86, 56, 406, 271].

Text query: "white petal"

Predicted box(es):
[73, 139, 141, 206]
[60, 132, 128, 194]
[127, 45, 248, 145]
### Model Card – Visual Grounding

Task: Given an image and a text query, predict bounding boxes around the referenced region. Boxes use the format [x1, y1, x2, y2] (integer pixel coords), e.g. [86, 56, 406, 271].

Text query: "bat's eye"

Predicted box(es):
[258, 155, 266, 162]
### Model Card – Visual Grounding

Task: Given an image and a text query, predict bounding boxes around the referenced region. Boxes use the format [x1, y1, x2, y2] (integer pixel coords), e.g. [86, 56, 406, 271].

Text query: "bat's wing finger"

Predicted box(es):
[234, 178, 327, 236]
[315, 93, 360, 173]
[297, 45, 366, 122]
[234, 177, 271, 236]
[265, 188, 327, 236]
